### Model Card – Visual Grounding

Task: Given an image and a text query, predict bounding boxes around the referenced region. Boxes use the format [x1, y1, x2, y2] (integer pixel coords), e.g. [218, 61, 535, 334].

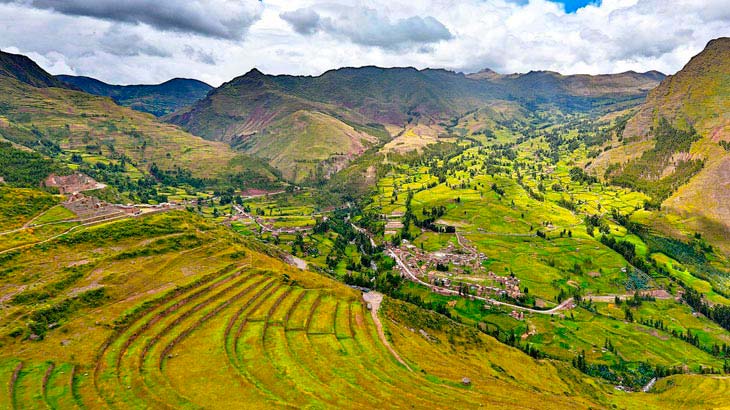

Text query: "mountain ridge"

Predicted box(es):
[0, 50, 77, 89]
[56, 74, 213, 117]
[166, 64, 664, 183]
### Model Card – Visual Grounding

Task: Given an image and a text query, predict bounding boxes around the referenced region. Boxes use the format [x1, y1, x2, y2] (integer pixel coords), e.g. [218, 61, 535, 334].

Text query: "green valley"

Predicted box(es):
[1, 12, 730, 409]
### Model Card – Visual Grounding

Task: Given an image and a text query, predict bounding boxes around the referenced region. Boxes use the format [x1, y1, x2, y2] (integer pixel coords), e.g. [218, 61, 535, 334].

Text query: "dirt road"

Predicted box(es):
[362, 291, 412, 372]
[387, 249, 574, 314]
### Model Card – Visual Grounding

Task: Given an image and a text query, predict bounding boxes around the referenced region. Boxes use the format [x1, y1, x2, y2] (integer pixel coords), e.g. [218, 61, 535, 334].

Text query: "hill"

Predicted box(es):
[0, 52, 282, 198]
[468, 69, 664, 98]
[0, 75, 244, 179]
[593, 37, 730, 252]
[0, 50, 75, 89]
[237, 110, 380, 183]
[56, 75, 212, 117]
[167, 66, 663, 183]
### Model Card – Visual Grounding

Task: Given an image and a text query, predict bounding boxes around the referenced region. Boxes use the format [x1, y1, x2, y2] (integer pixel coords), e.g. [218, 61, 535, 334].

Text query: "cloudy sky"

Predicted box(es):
[0, 0, 728, 86]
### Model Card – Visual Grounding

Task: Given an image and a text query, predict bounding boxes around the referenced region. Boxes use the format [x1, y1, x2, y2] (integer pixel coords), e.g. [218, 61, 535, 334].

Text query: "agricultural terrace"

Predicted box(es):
[1, 201, 685, 409]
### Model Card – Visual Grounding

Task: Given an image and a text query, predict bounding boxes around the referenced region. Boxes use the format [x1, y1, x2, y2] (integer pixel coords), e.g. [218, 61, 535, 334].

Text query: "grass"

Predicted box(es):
[44, 363, 77, 409]
[0, 187, 59, 231]
[31, 205, 76, 225]
[242, 110, 379, 183]
[14, 361, 47, 408]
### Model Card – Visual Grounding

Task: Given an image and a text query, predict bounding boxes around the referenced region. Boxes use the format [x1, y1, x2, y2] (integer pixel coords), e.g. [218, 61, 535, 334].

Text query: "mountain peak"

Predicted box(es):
[161, 77, 211, 86]
[0, 49, 76, 89]
[243, 68, 266, 78]
[466, 68, 504, 80]
[705, 36, 730, 51]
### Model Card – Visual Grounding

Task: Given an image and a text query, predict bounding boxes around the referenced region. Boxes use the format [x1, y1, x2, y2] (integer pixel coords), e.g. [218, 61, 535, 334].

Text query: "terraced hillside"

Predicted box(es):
[4, 191, 727, 409]
[0, 197, 593, 409]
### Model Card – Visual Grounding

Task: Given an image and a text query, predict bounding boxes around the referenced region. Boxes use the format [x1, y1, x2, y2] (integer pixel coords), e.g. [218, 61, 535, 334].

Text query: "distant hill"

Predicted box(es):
[0, 50, 76, 89]
[167, 66, 663, 183]
[0, 51, 279, 190]
[592, 37, 730, 251]
[468, 69, 664, 97]
[56, 75, 212, 117]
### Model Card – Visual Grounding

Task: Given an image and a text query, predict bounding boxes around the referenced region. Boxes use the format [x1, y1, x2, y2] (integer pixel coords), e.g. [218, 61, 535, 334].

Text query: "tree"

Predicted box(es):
[624, 306, 634, 322]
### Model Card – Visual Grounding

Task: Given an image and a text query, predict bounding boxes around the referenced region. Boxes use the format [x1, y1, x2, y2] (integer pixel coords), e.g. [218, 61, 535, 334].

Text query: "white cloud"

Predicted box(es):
[281, 5, 452, 49]
[0, 0, 263, 40]
[0, 0, 728, 86]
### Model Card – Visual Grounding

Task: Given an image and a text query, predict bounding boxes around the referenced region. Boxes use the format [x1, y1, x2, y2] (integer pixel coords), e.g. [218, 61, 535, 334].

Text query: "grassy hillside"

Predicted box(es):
[596, 37, 730, 253]
[0, 75, 282, 196]
[238, 110, 380, 183]
[170, 66, 662, 140]
[57, 75, 212, 117]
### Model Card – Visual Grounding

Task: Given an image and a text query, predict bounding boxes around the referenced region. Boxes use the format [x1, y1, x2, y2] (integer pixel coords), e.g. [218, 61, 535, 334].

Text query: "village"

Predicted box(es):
[388, 235, 523, 301]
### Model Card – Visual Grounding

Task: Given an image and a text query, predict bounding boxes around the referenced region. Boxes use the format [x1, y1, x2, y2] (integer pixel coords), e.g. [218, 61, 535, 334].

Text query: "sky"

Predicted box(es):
[0, 0, 727, 86]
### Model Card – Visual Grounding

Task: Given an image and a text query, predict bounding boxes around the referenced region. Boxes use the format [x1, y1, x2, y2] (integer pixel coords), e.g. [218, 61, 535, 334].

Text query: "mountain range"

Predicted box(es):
[165, 65, 664, 182]
[0, 50, 278, 195]
[2, 35, 730, 410]
[2, 40, 727, 230]
[56, 75, 212, 117]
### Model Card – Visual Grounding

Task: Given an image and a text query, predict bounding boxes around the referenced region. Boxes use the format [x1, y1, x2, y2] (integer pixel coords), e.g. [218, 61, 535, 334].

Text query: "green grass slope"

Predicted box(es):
[238, 110, 380, 183]
[597, 37, 730, 253]
[0, 75, 276, 183]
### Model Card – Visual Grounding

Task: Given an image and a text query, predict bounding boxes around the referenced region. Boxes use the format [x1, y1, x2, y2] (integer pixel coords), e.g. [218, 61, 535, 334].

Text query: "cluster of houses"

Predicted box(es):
[392, 238, 523, 300]
[509, 310, 525, 320]
[487, 271, 522, 299]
